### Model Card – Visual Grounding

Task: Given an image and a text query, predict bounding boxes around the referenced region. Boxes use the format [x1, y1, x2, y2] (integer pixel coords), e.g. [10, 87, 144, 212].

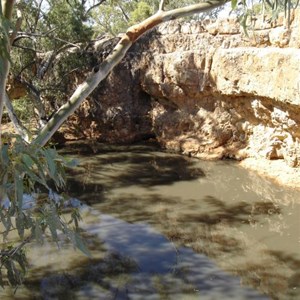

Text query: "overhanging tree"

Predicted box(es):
[0, 0, 230, 288]
[32, 0, 231, 146]
[2, 0, 296, 146]
[0, 0, 297, 288]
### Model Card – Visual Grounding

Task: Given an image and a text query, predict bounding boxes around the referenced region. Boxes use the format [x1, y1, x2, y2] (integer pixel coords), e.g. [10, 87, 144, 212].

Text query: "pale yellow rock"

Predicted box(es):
[211, 48, 300, 105]
[269, 27, 290, 47]
[137, 9, 300, 187]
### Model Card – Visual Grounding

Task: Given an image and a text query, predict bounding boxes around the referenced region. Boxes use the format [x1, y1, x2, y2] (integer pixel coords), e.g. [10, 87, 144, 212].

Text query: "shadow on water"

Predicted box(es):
[264, 250, 300, 299]
[25, 252, 140, 300]
[61, 144, 300, 299]
[21, 213, 271, 300]
[65, 144, 205, 205]
[1, 144, 299, 299]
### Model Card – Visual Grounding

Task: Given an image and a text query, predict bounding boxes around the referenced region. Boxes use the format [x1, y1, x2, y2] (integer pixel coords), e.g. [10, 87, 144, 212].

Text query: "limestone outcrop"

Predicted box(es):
[128, 10, 300, 168]
[69, 10, 300, 172]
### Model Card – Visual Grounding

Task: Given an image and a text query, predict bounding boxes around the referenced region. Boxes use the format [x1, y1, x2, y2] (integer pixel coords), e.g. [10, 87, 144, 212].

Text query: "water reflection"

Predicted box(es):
[19, 215, 271, 300]
[1, 143, 299, 299]
[81, 214, 271, 300]
[65, 143, 205, 205]
[64, 143, 300, 300]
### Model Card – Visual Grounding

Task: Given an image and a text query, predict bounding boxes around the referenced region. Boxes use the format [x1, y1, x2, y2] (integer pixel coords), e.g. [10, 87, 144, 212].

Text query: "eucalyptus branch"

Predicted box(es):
[4, 93, 30, 142]
[2, 236, 31, 258]
[33, 0, 44, 32]
[85, 0, 107, 15]
[117, 3, 130, 22]
[10, 4, 22, 45]
[15, 61, 36, 78]
[14, 27, 56, 41]
[0, 236, 31, 271]
[18, 77, 47, 126]
[50, 36, 82, 49]
[33, 0, 229, 147]
[159, 0, 167, 11]
[12, 44, 38, 52]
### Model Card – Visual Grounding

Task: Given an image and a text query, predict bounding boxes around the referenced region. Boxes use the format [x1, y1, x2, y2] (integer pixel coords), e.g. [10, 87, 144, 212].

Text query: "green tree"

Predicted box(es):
[130, 1, 153, 24]
[0, 0, 90, 287]
[91, 0, 221, 36]
[5, 0, 107, 128]
[46, 0, 93, 43]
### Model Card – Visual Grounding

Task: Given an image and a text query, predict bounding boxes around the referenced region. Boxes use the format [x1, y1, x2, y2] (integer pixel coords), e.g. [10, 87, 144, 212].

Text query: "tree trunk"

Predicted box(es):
[33, 0, 228, 146]
[0, 0, 15, 146]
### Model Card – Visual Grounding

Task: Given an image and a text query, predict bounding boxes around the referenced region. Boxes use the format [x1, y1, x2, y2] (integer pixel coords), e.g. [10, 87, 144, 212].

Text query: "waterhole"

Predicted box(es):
[1, 143, 299, 299]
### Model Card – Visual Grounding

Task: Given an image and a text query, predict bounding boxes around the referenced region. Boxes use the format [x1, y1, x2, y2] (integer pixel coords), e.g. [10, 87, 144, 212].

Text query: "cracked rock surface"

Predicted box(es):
[63, 11, 300, 186]
[129, 11, 300, 169]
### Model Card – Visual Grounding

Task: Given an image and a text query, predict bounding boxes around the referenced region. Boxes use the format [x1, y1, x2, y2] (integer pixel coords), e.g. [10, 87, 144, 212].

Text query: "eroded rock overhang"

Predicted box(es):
[126, 10, 300, 168]
[67, 10, 300, 173]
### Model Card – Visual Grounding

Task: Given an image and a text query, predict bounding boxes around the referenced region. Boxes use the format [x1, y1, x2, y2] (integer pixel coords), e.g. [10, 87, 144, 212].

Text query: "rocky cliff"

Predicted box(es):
[68, 10, 300, 184]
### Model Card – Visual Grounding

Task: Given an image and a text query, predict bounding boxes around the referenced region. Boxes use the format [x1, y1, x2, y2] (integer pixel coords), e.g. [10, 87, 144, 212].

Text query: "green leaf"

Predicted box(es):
[43, 148, 57, 178]
[231, 0, 238, 10]
[0, 269, 4, 288]
[34, 222, 44, 244]
[13, 251, 28, 273]
[70, 208, 82, 229]
[0, 144, 9, 166]
[239, 13, 249, 37]
[23, 213, 34, 229]
[14, 172, 24, 210]
[0, 11, 12, 70]
[4, 259, 20, 286]
[20, 163, 46, 187]
[47, 218, 58, 241]
[0, 209, 12, 235]
[16, 213, 25, 239]
[33, 160, 49, 188]
[70, 231, 91, 257]
[21, 154, 34, 169]
[45, 209, 62, 242]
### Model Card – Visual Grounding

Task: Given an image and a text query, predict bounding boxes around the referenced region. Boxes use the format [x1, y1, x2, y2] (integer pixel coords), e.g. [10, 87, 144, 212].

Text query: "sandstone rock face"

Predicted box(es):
[75, 10, 300, 169]
[63, 37, 154, 143]
[75, 62, 153, 144]
[127, 10, 300, 168]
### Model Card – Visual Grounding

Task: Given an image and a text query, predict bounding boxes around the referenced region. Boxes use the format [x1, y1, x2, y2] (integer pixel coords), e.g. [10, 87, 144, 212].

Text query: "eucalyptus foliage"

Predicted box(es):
[1, 4, 89, 289]
[0, 135, 88, 287]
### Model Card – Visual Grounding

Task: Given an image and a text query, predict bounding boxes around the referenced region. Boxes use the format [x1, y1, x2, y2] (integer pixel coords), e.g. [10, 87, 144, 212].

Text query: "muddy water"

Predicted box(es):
[1, 144, 300, 299]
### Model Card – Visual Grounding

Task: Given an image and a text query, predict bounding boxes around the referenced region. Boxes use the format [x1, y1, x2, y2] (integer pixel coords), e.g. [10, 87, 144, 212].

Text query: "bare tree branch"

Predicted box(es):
[117, 2, 130, 22]
[18, 77, 47, 126]
[15, 28, 56, 39]
[85, 0, 107, 15]
[12, 44, 38, 52]
[159, 0, 167, 11]
[33, 0, 44, 32]
[10, 4, 22, 45]
[4, 93, 30, 142]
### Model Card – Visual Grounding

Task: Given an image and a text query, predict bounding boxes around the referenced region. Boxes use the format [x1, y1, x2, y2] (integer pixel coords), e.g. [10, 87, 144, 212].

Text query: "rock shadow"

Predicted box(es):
[65, 145, 205, 205]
